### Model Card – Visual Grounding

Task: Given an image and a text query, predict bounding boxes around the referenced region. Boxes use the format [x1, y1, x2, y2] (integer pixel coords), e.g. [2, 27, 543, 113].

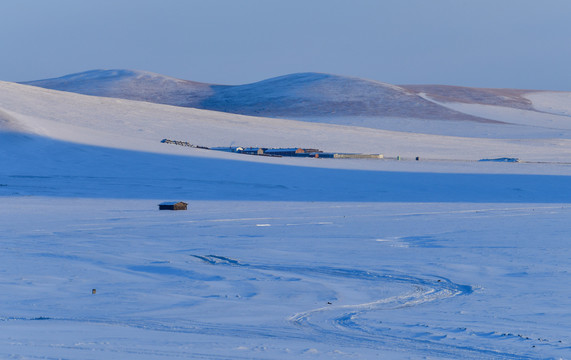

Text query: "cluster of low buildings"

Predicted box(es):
[210, 146, 383, 159]
[161, 139, 383, 159]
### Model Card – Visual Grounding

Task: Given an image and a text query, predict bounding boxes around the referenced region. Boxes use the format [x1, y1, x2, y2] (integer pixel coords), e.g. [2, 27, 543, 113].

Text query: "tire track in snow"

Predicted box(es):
[0, 255, 533, 359]
[191, 255, 547, 359]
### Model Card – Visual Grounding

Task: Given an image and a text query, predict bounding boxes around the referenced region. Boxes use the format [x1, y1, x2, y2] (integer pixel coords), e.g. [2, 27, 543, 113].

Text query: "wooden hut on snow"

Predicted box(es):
[158, 201, 188, 210]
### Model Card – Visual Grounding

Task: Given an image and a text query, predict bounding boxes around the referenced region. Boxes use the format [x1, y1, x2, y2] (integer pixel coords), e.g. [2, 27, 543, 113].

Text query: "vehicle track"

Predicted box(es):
[190, 255, 539, 359]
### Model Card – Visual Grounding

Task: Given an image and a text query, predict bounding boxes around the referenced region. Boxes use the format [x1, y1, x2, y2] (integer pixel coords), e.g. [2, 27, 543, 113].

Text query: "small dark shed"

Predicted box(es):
[159, 201, 188, 210]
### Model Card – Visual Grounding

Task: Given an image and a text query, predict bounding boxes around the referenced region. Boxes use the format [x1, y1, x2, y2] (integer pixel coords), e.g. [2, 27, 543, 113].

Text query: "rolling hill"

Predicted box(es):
[21, 70, 505, 123]
[3, 80, 571, 164]
[20, 69, 571, 139]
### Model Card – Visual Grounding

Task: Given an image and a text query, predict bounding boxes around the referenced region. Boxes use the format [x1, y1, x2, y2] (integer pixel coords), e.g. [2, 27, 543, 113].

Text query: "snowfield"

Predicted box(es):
[1, 74, 571, 359]
[525, 91, 571, 117]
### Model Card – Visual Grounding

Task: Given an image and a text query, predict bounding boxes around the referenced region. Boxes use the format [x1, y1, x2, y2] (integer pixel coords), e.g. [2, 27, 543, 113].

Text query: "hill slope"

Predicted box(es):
[3, 80, 571, 164]
[22, 70, 495, 123]
[22, 69, 214, 107]
[21, 70, 571, 139]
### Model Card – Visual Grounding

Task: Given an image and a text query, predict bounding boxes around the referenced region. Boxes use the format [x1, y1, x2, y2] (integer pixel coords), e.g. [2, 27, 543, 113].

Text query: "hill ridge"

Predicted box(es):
[22, 69, 497, 123]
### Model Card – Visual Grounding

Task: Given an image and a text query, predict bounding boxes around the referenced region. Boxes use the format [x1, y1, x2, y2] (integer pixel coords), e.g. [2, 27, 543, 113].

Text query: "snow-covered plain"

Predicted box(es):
[1, 77, 571, 359]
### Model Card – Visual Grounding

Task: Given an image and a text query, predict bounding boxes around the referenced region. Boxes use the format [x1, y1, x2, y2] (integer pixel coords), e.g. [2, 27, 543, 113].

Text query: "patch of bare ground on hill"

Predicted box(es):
[402, 84, 536, 110]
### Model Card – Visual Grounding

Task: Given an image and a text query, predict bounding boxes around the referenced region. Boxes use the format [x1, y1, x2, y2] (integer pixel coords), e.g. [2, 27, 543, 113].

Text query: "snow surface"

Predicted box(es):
[525, 91, 571, 117]
[1, 79, 571, 359]
[420, 93, 571, 131]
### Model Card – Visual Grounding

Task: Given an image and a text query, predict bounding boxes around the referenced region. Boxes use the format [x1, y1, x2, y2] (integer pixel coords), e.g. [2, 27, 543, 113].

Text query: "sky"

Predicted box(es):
[1, 0, 571, 90]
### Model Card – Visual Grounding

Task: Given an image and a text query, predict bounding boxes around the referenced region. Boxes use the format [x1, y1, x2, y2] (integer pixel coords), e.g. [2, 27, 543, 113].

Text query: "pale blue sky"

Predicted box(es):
[1, 0, 571, 90]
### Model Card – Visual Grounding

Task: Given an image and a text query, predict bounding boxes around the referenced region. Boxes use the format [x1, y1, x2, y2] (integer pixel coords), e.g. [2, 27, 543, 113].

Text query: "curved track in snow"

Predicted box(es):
[188, 255, 539, 359]
[1, 253, 555, 359]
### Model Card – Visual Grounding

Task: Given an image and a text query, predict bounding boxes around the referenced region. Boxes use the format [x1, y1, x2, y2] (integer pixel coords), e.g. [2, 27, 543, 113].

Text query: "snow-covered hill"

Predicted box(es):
[25, 70, 459, 119]
[18, 70, 498, 122]
[3, 80, 571, 164]
[23, 69, 571, 139]
[200, 72, 490, 121]
[22, 69, 213, 107]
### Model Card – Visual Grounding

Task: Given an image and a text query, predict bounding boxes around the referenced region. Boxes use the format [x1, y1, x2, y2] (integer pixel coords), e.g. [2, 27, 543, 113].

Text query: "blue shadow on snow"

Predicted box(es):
[1, 132, 570, 203]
